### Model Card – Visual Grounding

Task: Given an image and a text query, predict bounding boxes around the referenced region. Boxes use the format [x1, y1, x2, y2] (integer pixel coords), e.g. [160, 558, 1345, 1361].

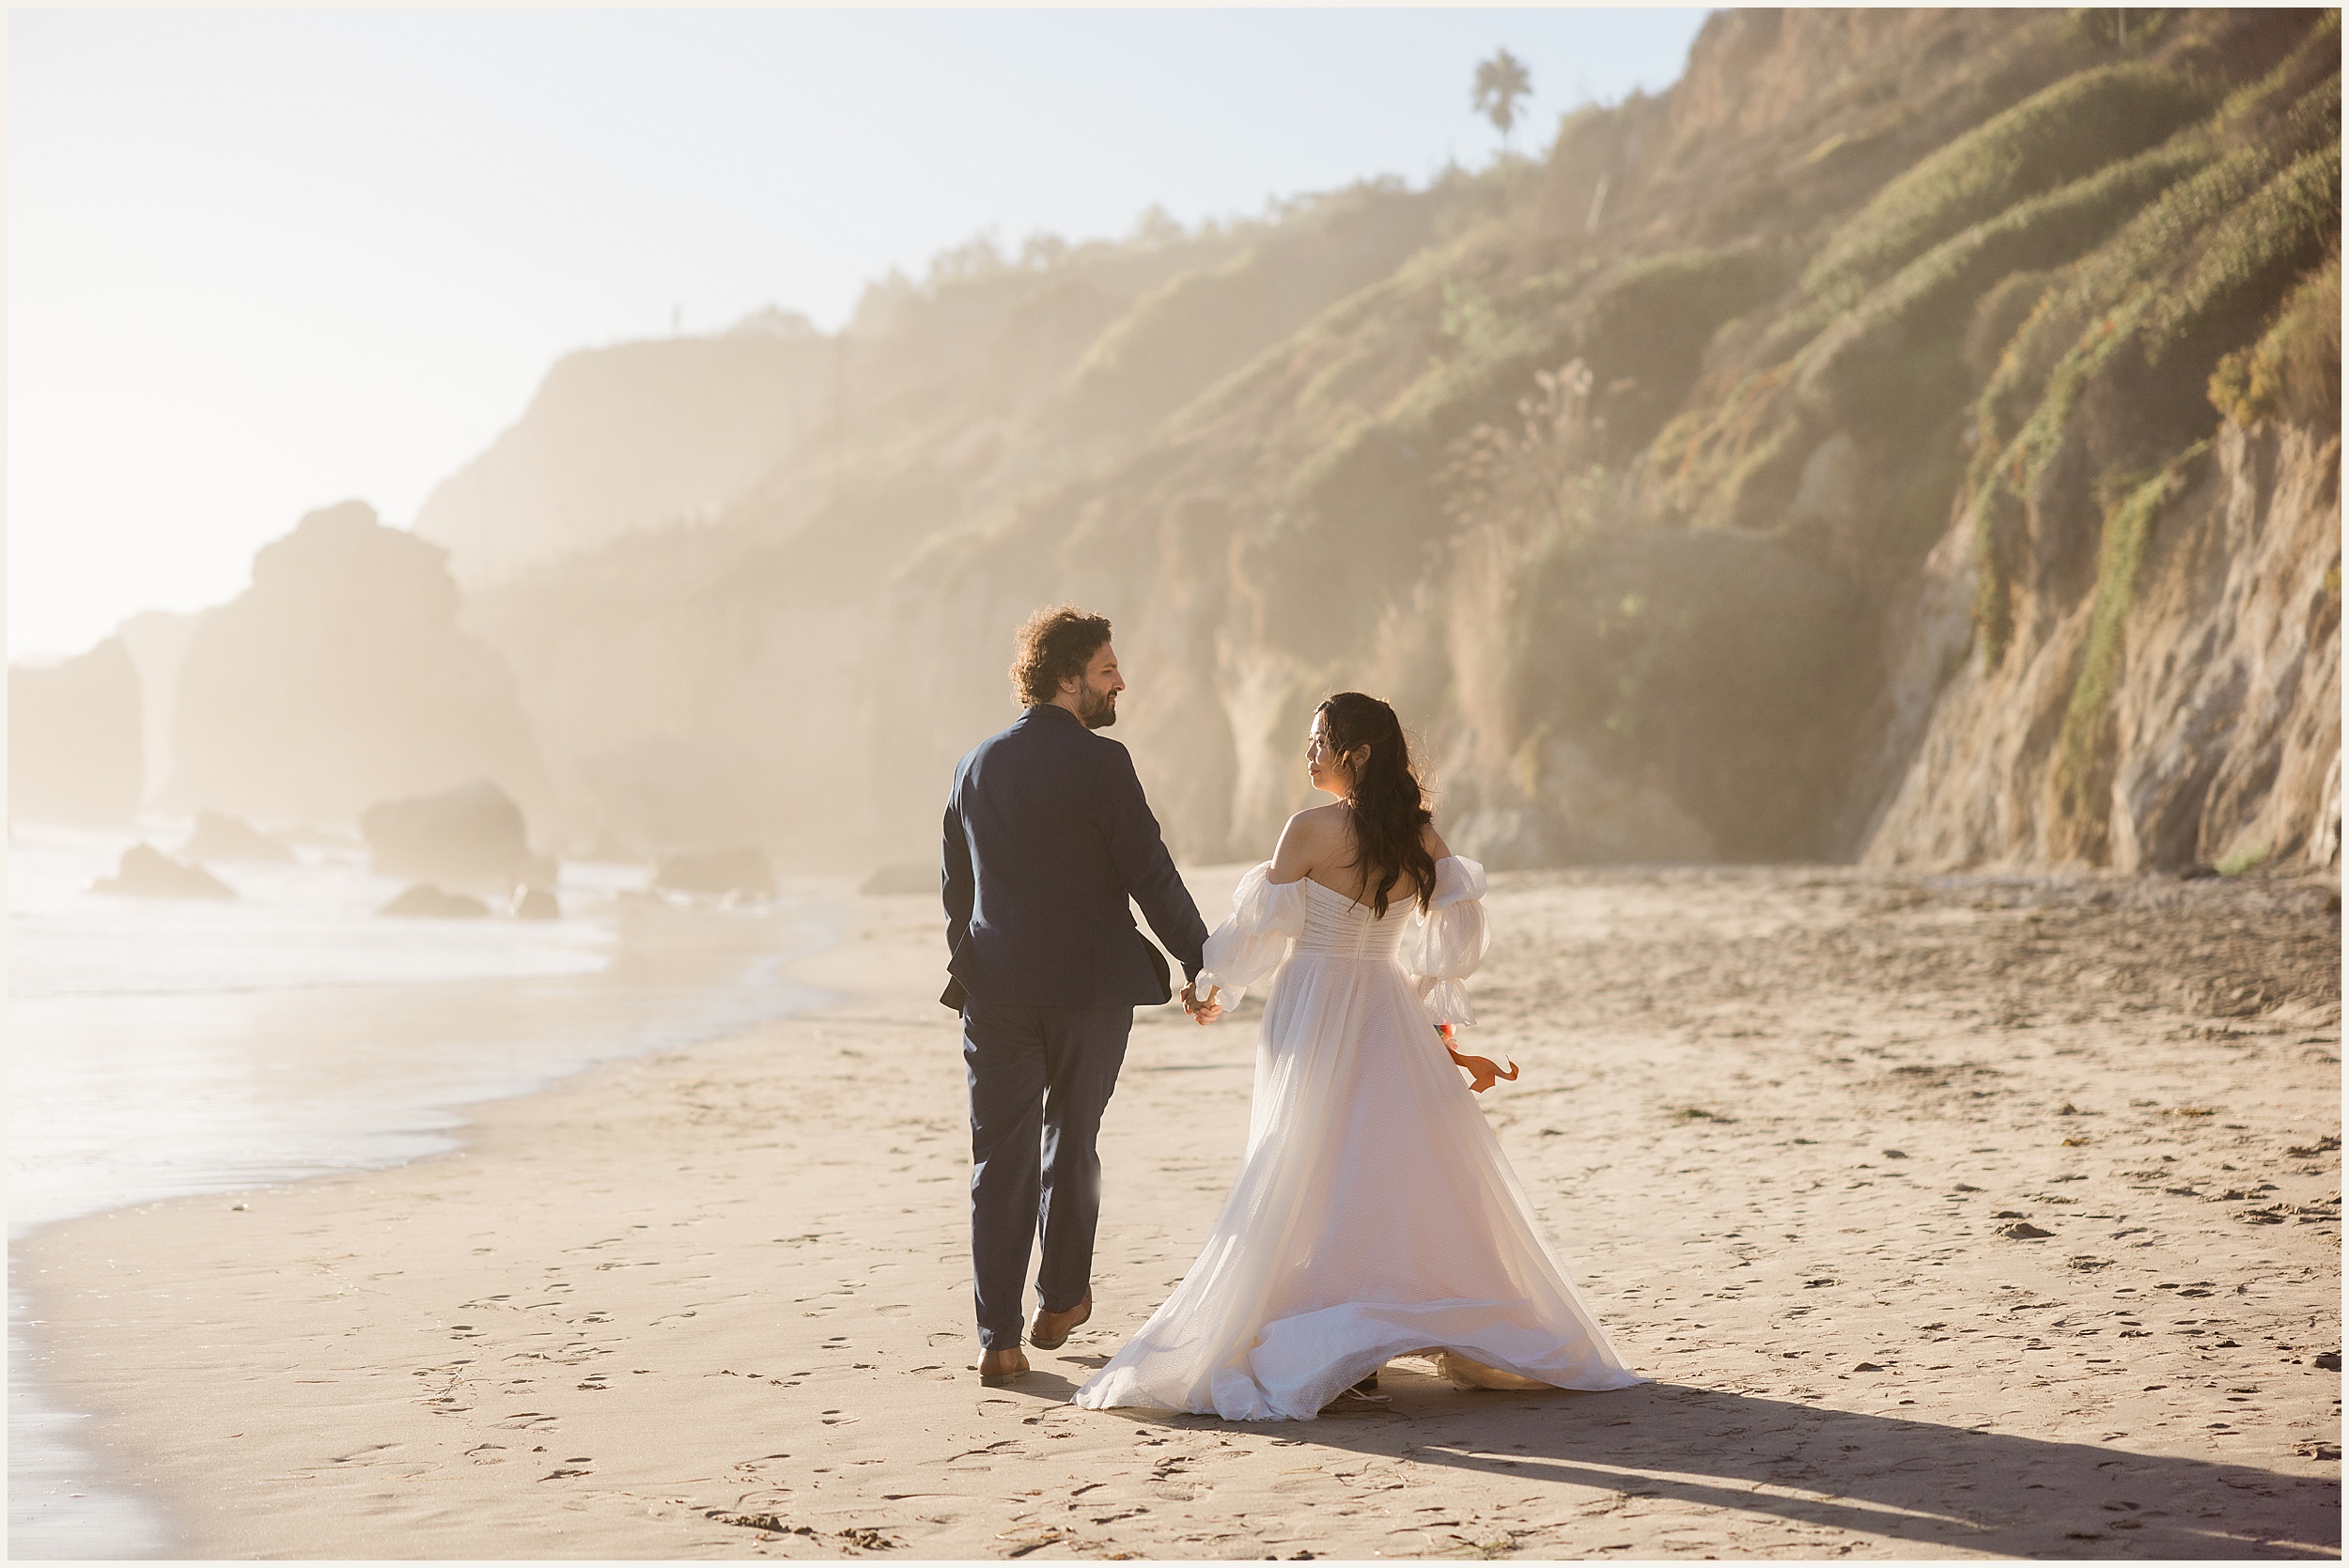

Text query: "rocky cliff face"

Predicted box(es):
[417, 8, 2336, 877]
[1866, 420, 2341, 873]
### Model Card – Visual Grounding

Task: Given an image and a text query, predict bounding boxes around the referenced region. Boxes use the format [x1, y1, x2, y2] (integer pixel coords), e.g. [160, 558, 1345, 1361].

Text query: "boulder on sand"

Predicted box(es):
[91, 845, 237, 900]
[183, 810, 297, 863]
[377, 883, 490, 919]
[653, 846, 776, 899]
[360, 780, 547, 885]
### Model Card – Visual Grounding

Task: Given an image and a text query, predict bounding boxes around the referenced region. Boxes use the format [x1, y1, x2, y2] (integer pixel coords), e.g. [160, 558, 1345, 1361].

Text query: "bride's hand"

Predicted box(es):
[1181, 984, 1223, 1025]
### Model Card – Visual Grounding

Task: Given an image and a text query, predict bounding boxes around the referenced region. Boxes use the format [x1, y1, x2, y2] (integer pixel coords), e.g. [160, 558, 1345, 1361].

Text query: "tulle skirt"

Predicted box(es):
[1073, 951, 1644, 1421]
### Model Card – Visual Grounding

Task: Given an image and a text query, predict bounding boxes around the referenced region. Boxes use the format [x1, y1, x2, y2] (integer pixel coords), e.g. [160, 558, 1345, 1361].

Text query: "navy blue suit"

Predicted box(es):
[942, 703, 1209, 1348]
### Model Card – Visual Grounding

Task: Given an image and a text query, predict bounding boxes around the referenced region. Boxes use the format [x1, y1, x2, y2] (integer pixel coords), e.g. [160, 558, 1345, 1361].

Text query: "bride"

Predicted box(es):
[1074, 691, 1645, 1421]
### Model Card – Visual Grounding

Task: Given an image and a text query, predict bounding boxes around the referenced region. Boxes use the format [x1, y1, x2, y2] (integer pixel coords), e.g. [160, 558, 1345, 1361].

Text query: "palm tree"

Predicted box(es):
[1472, 49, 1532, 149]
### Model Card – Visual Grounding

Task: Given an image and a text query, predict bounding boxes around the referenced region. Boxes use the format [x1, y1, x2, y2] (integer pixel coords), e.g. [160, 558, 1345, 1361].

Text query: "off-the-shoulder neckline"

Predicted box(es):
[1268, 855, 1470, 898]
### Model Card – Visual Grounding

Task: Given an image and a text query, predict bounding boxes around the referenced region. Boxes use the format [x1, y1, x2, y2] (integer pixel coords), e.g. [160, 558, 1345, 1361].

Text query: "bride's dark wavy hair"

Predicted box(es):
[1318, 691, 1436, 919]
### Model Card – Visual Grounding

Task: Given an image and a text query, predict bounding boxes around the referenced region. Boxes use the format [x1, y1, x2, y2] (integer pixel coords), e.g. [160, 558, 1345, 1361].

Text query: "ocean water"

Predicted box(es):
[7, 824, 832, 1558]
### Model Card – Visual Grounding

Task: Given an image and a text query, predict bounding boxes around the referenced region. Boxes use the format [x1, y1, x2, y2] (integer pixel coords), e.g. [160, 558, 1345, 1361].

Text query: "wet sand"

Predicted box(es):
[17, 865, 2341, 1559]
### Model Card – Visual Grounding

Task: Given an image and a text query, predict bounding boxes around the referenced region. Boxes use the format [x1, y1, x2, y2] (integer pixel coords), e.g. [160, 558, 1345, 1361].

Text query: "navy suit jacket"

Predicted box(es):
[941, 704, 1209, 1010]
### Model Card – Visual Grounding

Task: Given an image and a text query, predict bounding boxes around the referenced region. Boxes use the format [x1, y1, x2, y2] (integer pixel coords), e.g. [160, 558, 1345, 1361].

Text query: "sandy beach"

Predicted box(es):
[17, 864, 2341, 1560]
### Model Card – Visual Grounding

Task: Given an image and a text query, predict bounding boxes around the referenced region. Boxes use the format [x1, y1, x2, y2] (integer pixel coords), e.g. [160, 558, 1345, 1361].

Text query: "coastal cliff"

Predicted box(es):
[131, 8, 2336, 876]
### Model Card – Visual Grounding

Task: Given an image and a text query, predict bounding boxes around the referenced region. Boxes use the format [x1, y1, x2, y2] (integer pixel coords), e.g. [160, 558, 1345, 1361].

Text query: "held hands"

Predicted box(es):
[1181, 983, 1224, 1026]
[1439, 1022, 1518, 1094]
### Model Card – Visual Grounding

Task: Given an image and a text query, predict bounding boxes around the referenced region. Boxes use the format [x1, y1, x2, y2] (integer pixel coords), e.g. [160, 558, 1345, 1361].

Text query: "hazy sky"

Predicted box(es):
[8, 7, 1709, 662]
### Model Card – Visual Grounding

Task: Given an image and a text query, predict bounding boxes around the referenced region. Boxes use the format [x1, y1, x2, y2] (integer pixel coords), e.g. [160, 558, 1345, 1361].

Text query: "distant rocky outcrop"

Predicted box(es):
[377, 883, 490, 919]
[8, 639, 143, 829]
[167, 502, 552, 829]
[360, 779, 546, 885]
[653, 846, 776, 899]
[92, 844, 235, 900]
[183, 809, 296, 862]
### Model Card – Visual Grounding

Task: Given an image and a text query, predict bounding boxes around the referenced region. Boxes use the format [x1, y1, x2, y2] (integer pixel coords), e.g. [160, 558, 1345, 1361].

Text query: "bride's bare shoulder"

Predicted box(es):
[1420, 821, 1453, 860]
[1269, 803, 1346, 882]
[1288, 801, 1350, 837]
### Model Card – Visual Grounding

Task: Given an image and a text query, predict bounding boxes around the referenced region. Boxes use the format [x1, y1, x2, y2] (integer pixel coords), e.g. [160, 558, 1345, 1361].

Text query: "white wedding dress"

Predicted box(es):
[1073, 856, 1644, 1421]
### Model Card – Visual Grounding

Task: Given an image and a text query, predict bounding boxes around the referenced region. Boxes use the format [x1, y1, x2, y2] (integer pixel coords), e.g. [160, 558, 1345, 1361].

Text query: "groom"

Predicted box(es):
[941, 605, 1221, 1384]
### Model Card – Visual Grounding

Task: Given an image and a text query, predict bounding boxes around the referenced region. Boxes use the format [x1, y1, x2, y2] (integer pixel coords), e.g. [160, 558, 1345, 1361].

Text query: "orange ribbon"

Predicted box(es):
[1438, 1022, 1519, 1094]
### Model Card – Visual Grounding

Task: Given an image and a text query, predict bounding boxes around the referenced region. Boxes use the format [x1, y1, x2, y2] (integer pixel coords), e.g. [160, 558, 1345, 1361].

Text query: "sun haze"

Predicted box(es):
[8, 7, 1704, 662]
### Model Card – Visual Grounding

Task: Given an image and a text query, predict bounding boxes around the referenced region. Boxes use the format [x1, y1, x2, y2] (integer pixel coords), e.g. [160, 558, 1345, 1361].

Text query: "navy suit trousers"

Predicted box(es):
[962, 1001, 1131, 1350]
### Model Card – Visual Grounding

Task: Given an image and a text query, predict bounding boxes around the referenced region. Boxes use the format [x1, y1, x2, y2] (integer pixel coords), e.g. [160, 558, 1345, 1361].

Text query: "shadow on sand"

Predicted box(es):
[996, 1367, 2338, 1558]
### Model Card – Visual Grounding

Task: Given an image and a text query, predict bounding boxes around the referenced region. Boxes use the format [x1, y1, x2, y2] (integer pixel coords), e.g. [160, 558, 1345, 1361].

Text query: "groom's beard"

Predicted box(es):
[1079, 684, 1118, 729]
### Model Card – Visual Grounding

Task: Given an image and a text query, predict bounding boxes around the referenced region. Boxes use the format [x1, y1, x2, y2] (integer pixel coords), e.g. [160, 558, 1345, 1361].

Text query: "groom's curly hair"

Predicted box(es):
[1011, 605, 1113, 706]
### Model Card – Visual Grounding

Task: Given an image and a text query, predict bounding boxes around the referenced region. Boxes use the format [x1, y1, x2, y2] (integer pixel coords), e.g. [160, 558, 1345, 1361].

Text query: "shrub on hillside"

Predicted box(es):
[2208, 256, 2342, 429]
[1803, 62, 2215, 306]
[1575, 245, 1785, 451]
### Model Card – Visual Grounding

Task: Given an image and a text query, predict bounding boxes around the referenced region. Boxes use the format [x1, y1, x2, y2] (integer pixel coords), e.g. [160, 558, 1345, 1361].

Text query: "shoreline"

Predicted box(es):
[8, 878, 844, 1559]
[16, 863, 2341, 1560]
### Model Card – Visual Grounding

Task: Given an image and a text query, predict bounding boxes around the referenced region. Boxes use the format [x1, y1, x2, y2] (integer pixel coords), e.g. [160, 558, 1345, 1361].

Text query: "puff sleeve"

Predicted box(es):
[1191, 862, 1307, 1005]
[1403, 856, 1489, 1028]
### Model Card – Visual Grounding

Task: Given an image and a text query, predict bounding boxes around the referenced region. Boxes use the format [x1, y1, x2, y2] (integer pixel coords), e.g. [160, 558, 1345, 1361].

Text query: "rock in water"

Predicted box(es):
[508, 884, 561, 921]
[378, 883, 490, 919]
[361, 780, 544, 884]
[860, 862, 937, 896]
[654, 846, 775, 898]
[183, 809, 296, 862]
[91, 845, 236, 900]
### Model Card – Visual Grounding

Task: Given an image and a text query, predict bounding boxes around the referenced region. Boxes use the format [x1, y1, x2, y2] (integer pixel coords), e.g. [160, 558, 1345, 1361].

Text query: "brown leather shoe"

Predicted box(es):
[978, 1346, 1030, 1386]
[1029, 1288, 1093, 1350]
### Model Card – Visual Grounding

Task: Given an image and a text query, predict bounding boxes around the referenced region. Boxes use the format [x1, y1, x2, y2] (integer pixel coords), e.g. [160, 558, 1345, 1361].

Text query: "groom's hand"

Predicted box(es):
[1180, 983, 1223, 1025]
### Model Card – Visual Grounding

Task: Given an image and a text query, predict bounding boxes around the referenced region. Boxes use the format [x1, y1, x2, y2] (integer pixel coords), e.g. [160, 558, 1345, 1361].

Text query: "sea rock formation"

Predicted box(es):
[8, 638, 144, 829]
[360, 779, 545, 885]
[183, 810, 297, 863]
[92, 845, 236, 900]
[168, 502, 553, 829]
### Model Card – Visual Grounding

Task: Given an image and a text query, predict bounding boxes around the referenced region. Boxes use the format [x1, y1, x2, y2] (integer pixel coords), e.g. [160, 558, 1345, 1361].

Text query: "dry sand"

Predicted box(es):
[18, 864, 2341, 1560]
